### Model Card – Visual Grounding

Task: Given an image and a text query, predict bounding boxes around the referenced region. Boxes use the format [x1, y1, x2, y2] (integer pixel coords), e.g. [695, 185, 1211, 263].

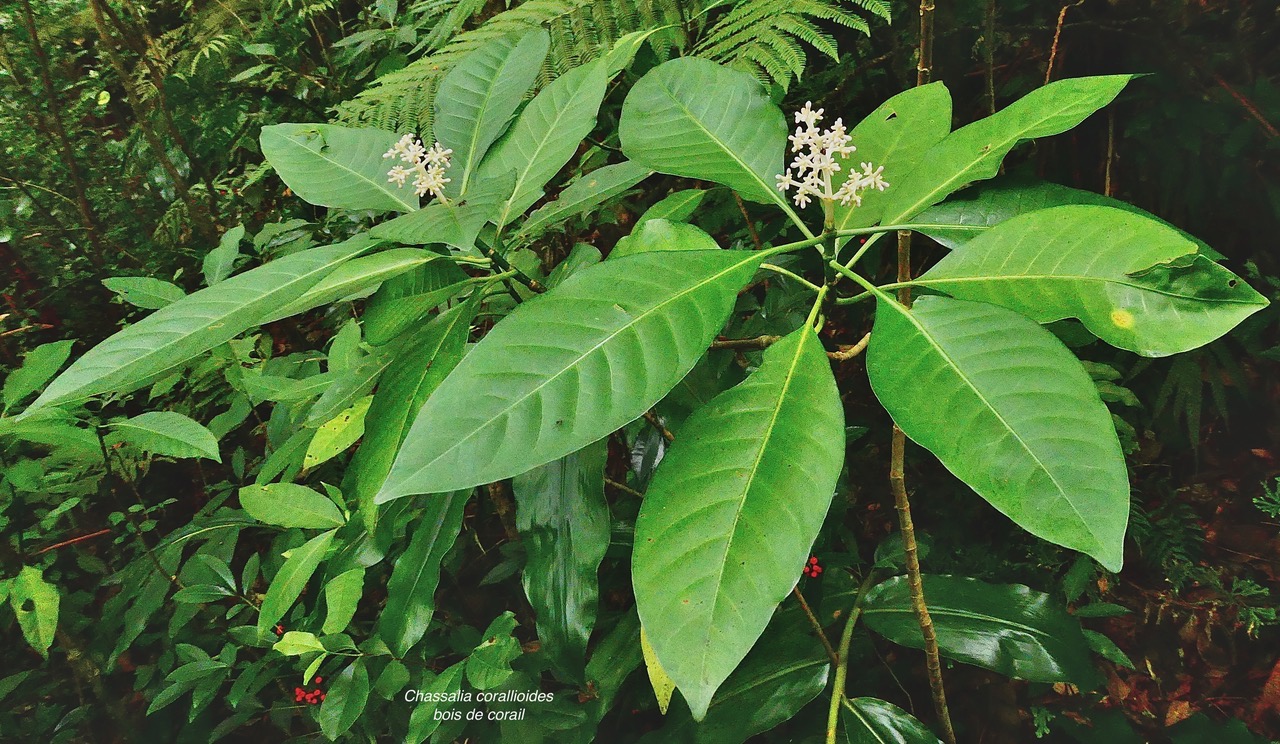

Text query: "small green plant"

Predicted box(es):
[1254, 477, 1280, 519]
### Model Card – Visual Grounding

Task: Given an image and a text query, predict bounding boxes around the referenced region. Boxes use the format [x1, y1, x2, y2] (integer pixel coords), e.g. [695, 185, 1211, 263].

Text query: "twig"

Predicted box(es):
[828, 333, 870, 361]
[604, 478, 644, 499]
[709, 335, 781, 351]
[34, 528, 111, 555]
[734, 192, 763, 250]
[0, 323, 54, 338]
[1045, 1, 1086, 85]
[642, 411, 674, 444]
[1213, 74, 1279, 139]
[792, 585, 838, 666]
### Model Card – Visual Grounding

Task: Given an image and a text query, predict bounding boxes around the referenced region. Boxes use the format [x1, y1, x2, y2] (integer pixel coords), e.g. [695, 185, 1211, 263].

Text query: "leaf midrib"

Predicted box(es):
[917, 272, 1264, 305]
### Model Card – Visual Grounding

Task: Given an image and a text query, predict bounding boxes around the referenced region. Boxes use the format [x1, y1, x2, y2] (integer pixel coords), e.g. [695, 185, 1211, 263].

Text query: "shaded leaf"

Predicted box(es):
[467, 612, 522, 690]
[318, 659, 369, 740]
[239, 483, 345, 529]
[11, 566, 59, 658]
[3, 340, 74, 409]
[204, 225, 245, 285]
[841, 697, 941, 744]
[261, 124, 417, 212]
[106, 411, 221, 462]
[361, 259, 473, 345]
[611, 218, 718, 260]
[517, 161, 653, 242]
[257, 529, 336, 635]
[261, 248, 436, 323]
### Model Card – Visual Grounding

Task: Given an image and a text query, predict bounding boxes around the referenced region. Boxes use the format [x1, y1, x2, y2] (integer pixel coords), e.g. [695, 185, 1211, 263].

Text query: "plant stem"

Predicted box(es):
[825, 571, 876, 744]
[893, 227, 957, 744]
[761, 263, 821, 291]
[792, 586, 839, 666]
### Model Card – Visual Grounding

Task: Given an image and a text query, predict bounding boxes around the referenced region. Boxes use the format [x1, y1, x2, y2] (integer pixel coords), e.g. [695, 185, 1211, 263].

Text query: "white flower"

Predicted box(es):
[775, 105, 887, 209]
[384, 134, 453, 201]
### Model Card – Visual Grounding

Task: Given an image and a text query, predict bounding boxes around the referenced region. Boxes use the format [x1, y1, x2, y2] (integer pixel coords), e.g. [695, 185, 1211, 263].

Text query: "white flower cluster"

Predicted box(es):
[384, 134, 453, 200]
[775, 102, 889, 209]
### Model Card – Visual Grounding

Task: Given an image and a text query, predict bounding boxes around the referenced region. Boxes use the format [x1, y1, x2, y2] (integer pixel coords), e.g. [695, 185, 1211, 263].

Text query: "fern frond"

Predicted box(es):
[335, 0, 690, 135]
[694, 0, 884, 90]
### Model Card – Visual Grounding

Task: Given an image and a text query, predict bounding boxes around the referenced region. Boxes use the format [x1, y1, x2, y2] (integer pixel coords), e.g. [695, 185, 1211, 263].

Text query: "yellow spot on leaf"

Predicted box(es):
[1110, 309, 1135, 329]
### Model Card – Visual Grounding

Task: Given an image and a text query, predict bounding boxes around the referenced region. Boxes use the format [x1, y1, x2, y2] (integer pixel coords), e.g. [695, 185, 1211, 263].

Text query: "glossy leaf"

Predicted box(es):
[304, 396, 372, 470]
[351, 300, 478, 506]
[3, 340, 73, 409]
[322, 569, 364, 635]
[261, 248, 434, 323]
[377, 249, 764, 500]
[862, 575, 1099, 687]
[260, 123, 417, 212]
[378, 491, 470, 657]
[106, 411, 221, 462]
[434, 29, 549, 192]
[879, 75, 1132, 223]
[361, 259, 472, 345]
[833, 82, 952, 240]
[513, 439, 610, 681]
[517, 161, 653, 242]
[204, 225, 244, 285]
[257, 529, 336, 635]
[841, 697, 941, 744]
[478, 58, 610, 227]
[913, 177, 1223, 257]
[11, 566, 59, 658]
[915, 205, 1268, 357]
[611, 218, 718, 260]
[29, 237, 377, 411]
[318, 658, 369, 740]
[239, 483, 345, 529]
[620, 57, 787, 207]
[633, 327, 844, 719]
[102, 276, 186, 309]
[867, 295, 1128, 570]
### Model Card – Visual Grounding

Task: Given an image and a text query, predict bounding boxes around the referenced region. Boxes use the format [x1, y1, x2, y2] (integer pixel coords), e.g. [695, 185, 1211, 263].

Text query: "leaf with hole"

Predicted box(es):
[633, 327, 844, 719]
[377, 249, 764, 500]
[868, 295, 1128, 569]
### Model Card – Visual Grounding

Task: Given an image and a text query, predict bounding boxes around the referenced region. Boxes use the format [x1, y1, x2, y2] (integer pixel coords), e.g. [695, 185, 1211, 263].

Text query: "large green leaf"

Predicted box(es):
[512, 439, 610, 682]
[862, 575, 1100, 687]
[477, 58, 610, 228]
[106, 411, 221, 462]
[261, 248, 435, 323]
[368, 172, 512, 248]
[841, 697, 941, 744]
[351, 300, 478, 506]
[913, 177, 1223, 257]
[620, 57, 787, 207]
[377, 249, 765, 500]
[435, 29, 549, 193]
[3, 340, 73, 409]
[866, 295, 1128, 570]
[260, 124, 417, 212]
[611, 219, 719, 260]
[879, 75, 1132, 224]
[516, 161, 653, 242]
[28, 237, 378, 411]
[361, 259, 473, 345]
[257, 529, 335, 635]
[378, 491, 470, 657]
[318, 658, 369, 740]
[633, 327, 844, 719]
[914, 205, 1267, 356]
[238, 483, 346, 529]
[833, 82, 952, 239]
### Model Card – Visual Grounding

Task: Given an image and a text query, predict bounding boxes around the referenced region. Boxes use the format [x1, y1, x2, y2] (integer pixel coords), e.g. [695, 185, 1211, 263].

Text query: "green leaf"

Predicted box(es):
[304, 396, 372, 470]
[257, 529, 336, 635]
[633, 327, 844, 719]
[879, 75, 1132, 224]
[517, 161, 653, 242]
[621, 57, 787, 207]
[239, 483, 345, 529]
[636, 189, 706, 227]
[862, 575, 1100, 687]
[361, 259, 473, 345]
[512, 439, 610, 682]
[841, 697, 941, 744]
[318, 658, 369, 740]
[261, 248, 437, 323]
[29, 237, 378, 411]
[378, 491, 470, 656]
[915, 205, 1268, 357]
[867, 295, 1128, 570]
[640, 627, 676, 714]
[260, 124, 418, 212]
[3, 340, 73, 409]
[833, 82, 952, 241]
[913, 177, 1224, 258]
[377, 249, 764, 500]
[467, 612, 521, 690]
[1082, 629, 1135, 670]
[351, 300, 479, 505]
[478, 58, 611, 228]
[322, 569, 364, 635]
[611, 218, 718, 260]
[172, 584, 234, 603]
[204, 225, 245, 285]
[273, 630, 326, 656]
[102, 276, 186, 309]
[435, 29, 549, 193]
[304, 347, 395, 427]
[406, 663, 465, 744]
[368, 173, 511, 248]
[11, 566, 59, 658]
[106, 411, 221, 462]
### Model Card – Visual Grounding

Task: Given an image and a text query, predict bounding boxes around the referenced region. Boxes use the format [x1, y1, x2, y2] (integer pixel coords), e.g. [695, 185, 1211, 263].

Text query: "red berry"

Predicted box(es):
[314, 676, 323, 684]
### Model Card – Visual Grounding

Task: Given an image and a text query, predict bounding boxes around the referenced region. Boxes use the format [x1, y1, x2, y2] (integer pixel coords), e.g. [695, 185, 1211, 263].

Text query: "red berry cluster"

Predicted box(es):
[802, 556, 823, 578]
[294, 676, 326, 706]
